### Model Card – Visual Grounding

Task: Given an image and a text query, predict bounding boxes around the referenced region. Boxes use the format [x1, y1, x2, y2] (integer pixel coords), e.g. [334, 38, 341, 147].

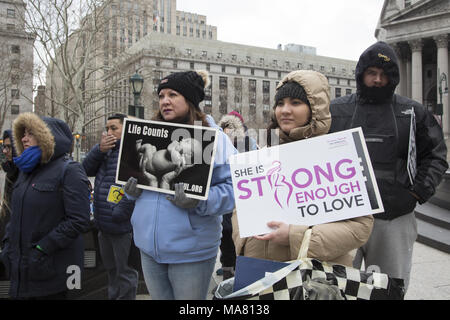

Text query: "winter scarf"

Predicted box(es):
[13, 146, 42, 173]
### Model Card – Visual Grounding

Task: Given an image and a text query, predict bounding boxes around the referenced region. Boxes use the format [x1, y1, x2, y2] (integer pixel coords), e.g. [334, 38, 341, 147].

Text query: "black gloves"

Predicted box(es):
[167, 183, 199, 209]
[124, 177, 143, 198]
[125, 178, 198, 209]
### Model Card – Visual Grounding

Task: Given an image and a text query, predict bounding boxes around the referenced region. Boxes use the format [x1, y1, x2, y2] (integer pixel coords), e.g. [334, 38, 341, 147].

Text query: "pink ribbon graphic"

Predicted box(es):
[267, 161, 293, 209]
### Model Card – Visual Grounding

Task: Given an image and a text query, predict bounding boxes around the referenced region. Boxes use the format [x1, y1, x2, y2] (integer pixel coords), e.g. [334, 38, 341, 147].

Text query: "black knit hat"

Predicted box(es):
[157, 71, 206, 108]
[275, 81, 310, 106]
[356, 41, 399, 94]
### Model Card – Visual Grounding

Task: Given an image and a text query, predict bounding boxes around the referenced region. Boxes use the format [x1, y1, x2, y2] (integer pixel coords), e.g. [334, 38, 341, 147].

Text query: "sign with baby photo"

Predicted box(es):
[116, 118, 218, 200]
[229, 128, 384, 238]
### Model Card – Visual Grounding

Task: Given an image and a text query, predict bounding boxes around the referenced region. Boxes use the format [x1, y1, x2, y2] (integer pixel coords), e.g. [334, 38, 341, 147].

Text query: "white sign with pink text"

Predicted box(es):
[229, 128, 384, 238]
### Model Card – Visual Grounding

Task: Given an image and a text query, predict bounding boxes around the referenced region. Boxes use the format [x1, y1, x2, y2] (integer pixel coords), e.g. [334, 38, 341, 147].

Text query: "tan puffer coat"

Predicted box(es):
[232, 70, 374, 267]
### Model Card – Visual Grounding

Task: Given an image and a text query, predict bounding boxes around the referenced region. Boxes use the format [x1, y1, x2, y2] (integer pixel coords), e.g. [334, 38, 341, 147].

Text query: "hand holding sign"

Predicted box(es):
[116, 118, 218, 201]
[230, 128, 383, 238]
[167, 183, 200, 209]
[124, 177, 143, 198]
[254, 221, 290, 245]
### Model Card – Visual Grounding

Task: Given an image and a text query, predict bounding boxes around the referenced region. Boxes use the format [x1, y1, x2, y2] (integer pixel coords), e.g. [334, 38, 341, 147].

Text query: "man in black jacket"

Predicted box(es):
[83, 114, 138, 300]
[329, 41, 448, 291]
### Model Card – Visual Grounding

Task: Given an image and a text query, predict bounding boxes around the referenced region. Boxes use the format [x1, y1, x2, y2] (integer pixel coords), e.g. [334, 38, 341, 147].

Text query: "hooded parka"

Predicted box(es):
[2, 113, 90, 298]
[218, 114, 258, 153]
[232, 70, 374, 267]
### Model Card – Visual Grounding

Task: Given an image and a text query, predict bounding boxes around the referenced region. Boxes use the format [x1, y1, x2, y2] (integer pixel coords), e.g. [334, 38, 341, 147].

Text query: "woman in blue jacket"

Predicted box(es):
[124, 70, 236, 300]
[1, 112, 90, 299]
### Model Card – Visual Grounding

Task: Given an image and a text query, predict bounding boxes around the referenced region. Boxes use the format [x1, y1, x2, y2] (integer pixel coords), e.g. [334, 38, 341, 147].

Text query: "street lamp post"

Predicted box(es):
[73, 133, 81, 162]
[0, 139, 4, 163]
[437, 72, 448, 117]
[129, 71, 144, 119]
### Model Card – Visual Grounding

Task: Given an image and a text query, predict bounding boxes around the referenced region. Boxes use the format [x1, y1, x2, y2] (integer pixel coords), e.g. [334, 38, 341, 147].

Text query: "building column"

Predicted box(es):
[406, 54, 412, 98]
[409, 39, 423, 104]
[393, 43, 407, 96]
[434, 34, 449, 138]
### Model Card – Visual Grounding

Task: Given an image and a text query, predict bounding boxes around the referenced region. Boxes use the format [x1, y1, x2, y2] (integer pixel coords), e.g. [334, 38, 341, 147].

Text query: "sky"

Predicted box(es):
[176, 0, 385, 61]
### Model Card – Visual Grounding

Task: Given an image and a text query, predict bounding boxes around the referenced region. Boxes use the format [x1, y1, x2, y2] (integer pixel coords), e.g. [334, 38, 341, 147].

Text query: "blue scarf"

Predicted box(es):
[13, 146, 42, 173]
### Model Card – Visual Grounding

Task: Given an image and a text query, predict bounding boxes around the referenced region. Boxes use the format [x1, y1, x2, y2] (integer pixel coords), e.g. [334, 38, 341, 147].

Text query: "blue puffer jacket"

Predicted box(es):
[128, 116, 237, 263]
[2, 113, 90, 298]
[83, 141, 135, 234]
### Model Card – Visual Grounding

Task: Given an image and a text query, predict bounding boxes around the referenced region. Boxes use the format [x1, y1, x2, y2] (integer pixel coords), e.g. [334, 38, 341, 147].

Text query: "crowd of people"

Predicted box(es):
[0, 41, 448, 300]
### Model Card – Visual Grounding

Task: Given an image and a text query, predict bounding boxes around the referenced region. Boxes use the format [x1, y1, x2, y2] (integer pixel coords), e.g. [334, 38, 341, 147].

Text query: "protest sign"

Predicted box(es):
[116, 118, 218, 200]
[407, 108, 417, 185]
[230, 128, 383, 238]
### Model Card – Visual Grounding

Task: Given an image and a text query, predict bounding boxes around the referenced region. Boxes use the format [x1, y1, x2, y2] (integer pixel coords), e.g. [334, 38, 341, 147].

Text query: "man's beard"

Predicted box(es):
[359, 84, 394, 104]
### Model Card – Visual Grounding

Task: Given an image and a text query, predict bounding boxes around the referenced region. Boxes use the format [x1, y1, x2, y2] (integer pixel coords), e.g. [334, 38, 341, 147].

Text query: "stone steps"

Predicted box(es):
[415, 202, 450, 230]
[428, 170, 450, 211]
[416, 218, 450, 253]
[414, 171, 450, 253]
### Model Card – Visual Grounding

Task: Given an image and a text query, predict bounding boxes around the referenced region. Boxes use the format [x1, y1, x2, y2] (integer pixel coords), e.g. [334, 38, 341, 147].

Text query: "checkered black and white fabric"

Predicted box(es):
[216, 229, 404, 300]
[297, 258, 403, 300]
[216, 258, 404, 300]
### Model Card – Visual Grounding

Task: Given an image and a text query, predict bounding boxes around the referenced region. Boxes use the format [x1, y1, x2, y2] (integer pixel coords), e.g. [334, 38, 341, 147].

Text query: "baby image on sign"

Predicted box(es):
[116, 118, 218, 200]
[230, 127, 383, 238]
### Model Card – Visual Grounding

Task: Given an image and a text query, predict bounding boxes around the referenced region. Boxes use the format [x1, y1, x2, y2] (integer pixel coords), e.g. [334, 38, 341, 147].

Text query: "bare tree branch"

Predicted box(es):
[21, 0, 132, 137]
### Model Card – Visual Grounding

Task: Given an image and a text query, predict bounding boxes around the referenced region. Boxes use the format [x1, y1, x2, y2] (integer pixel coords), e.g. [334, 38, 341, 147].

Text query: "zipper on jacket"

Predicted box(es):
[153, 193, 161, 261]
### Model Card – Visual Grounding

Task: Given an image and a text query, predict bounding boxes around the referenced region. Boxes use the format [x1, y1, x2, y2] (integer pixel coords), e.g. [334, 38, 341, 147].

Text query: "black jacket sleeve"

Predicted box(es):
[412, 105, 449, 203]
[82, 144, 106, 177]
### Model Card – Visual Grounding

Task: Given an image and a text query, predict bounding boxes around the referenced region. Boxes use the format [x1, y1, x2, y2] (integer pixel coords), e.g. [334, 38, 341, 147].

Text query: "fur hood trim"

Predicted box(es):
[12, 113, 55, 164]
[218, 114, 246, 139]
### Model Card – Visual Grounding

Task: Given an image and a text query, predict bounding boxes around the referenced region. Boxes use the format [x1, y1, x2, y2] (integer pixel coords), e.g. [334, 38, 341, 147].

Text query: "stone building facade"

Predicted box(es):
[376, 0, 450, 137]
[43, 0, 218, 150]
[43, 0, 356, 151]
[104, 32, 356, 135]
[33, 85, 46, 116]
[0, 0, 34, 134]
[103, 0, 216, 63]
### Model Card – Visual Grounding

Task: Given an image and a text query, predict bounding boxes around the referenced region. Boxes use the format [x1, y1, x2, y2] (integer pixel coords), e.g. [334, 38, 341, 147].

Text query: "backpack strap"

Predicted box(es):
[297, 227, 313, 260]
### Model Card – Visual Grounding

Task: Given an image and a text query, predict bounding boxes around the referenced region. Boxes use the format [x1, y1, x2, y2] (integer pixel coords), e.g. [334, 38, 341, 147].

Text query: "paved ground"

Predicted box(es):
[405, 242, 450, 300]
[136, 241, 450, 300]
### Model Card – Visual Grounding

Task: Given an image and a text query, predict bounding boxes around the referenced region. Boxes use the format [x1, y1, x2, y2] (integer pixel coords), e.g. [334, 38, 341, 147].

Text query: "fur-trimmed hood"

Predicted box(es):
[218, 114, 246, 140]
[275, 70, 331, 139]
[12, 112, 73, 164]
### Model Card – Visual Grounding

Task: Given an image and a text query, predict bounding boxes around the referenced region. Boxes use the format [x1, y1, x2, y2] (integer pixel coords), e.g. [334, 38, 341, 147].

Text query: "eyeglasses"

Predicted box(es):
[2, 144, 11, 151]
